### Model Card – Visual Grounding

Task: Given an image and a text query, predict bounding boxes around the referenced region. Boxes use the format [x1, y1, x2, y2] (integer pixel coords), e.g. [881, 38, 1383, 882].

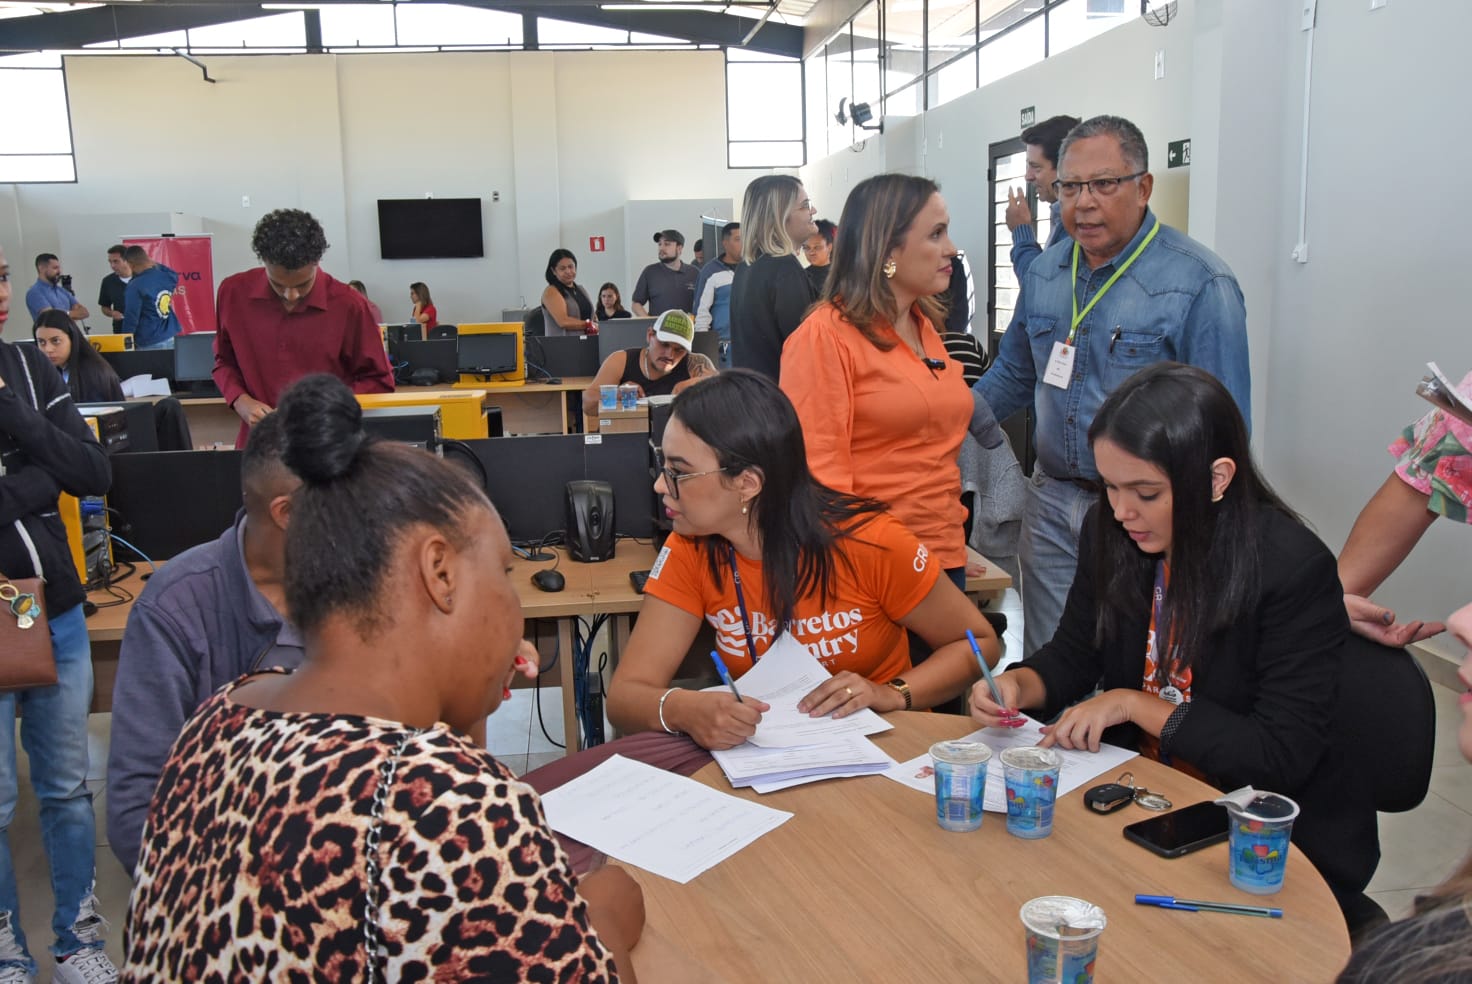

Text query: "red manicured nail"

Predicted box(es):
[502, 687, 513, 700]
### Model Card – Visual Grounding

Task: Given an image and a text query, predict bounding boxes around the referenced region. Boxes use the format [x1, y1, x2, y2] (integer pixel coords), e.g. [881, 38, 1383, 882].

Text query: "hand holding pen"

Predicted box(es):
[669, 652, 768, 751]
[966, 629, 1026, 729]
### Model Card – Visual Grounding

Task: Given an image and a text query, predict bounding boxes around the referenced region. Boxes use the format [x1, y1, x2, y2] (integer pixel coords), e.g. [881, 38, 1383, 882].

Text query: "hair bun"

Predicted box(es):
[277, 374, 367, 485]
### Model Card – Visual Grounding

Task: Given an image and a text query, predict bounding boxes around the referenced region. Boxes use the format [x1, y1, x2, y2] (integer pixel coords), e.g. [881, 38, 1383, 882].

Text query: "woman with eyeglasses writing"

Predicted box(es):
[781, 174, 1000, 616]
[606, 371, 998, 750]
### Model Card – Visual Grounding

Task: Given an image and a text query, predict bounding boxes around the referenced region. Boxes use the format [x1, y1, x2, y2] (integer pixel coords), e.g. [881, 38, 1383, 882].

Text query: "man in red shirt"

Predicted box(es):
[213, 209, 393, 446]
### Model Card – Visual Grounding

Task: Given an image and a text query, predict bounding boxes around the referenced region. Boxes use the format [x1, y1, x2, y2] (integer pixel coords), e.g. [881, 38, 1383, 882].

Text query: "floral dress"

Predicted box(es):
[1390, 369, 1472, 524]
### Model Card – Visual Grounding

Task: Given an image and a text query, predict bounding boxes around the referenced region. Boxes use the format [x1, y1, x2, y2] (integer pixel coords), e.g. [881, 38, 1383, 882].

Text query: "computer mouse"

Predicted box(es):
[531, 569, 565, 593]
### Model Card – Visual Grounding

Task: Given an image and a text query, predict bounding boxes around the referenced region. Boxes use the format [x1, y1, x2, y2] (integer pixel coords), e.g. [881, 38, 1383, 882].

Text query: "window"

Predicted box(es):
[1048, 0, 1136, 58]
[394, 6, 521, 47]
[185, 13, 305, 52]
[0, 53, 74, 183]
[727, 49, 804, 168]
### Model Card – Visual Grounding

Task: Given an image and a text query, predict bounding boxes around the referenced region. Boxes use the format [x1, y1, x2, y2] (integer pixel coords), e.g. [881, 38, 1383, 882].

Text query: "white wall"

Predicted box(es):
[2, 48, 765, 337]
[801, 0, 1472, 662]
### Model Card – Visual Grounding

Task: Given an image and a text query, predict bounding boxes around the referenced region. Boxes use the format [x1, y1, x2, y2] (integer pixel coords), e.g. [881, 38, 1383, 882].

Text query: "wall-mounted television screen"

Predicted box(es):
[377, 198, 484, 259]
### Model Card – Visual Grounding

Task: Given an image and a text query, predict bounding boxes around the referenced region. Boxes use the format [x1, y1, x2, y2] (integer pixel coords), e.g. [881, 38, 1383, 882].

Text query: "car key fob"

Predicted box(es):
[1084, 782, 1136, 814]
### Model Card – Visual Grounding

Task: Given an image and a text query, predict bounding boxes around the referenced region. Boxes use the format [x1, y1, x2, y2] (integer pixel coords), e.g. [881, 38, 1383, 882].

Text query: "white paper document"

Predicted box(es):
[716, 633, 893, 748]
[538, 754, 792, 884]
[121, 374, 172, 398]
[712, 733, 891, 789]
[882, 717, 1138, 812]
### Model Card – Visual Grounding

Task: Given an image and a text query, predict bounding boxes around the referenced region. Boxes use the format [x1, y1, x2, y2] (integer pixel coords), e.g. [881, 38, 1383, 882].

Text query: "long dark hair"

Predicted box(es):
[32, 310, 122, 403]
[669, 370, 885, 631]
[597, 282, 626, 315]
[825, 173, 947, 351]
[410, 281, 433, 307]
[1087, 363, 1293, 683]
[276, 374, 490, 636]
[545, 249, 578, 287]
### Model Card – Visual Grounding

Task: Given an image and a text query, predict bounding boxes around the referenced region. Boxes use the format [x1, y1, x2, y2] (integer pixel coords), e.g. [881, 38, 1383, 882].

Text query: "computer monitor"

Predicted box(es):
[690, 330, 721, 364]
[448, 432, 653, 543]
[172, 331, 221, 396]
[396, 338, 459, 384]
[385, 323, 423, 347]
[102, 349, 175, 385]
[457, 333, 517, 377]
[525, 335, 600, 378]
[597, 317, 658, 362]
[107, 450, 243, 560]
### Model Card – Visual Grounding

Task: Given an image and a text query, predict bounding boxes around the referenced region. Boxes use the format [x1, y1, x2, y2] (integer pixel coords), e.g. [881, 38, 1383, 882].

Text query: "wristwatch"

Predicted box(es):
[885, 677, 913, 711]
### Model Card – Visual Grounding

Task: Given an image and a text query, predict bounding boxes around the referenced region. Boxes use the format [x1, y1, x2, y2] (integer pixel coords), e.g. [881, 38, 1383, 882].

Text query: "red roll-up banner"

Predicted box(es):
[122, 235, 216, 333]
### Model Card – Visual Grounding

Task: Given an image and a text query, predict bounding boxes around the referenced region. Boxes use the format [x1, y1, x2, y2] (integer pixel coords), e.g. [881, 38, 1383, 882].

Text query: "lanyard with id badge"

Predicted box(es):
[1043, 219, 1161, 390]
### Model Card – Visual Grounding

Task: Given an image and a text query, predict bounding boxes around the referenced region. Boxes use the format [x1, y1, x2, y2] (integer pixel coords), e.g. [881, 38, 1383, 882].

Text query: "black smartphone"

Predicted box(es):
[1122, 801, 1229, 859]
[629, 570, 650, 594]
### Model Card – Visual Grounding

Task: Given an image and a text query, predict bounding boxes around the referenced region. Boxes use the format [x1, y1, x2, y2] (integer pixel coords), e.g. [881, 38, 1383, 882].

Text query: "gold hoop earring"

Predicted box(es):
[882, 259, 897, 279]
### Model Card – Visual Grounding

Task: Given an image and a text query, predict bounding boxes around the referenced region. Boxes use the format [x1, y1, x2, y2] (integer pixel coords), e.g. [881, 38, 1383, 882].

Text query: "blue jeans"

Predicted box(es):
[134, 337, 175, 351]
[1019, 471, 1096, 658]
[0, 604, 99, 972]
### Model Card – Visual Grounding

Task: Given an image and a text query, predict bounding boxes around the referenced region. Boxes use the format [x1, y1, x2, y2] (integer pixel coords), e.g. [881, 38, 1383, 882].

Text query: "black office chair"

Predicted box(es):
[429, 324, 458, 340]
[1296, 633, 1436, 939]
[522, 308, 545, 338]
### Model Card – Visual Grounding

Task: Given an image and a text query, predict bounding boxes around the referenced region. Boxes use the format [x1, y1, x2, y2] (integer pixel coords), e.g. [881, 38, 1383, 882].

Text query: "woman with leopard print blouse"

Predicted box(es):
[122, 374, 644, 982]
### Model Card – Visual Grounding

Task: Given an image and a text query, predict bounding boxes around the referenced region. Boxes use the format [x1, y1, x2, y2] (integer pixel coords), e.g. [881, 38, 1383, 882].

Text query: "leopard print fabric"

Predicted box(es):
[122, 675, 618, 982]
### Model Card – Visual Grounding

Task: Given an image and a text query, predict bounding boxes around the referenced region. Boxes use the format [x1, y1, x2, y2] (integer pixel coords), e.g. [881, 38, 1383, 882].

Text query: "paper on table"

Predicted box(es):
[538, 754, 792, 884]
[121, 374, 172, 398]
[882, 716, 1138, 812]
[715, 632, 892, 748]
[712, 733, 890, 787]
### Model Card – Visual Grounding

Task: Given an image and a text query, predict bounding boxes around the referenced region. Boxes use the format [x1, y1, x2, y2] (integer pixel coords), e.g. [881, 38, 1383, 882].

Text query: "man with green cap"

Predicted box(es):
[581, 310, 716, 417]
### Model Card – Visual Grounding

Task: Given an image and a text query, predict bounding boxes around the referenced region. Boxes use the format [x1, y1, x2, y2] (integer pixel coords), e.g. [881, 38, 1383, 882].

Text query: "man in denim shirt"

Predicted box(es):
[977, 115, 1249, 657]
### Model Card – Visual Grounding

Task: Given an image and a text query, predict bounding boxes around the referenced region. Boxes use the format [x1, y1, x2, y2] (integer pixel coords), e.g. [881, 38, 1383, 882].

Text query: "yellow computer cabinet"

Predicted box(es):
[356, 391, 490, 440]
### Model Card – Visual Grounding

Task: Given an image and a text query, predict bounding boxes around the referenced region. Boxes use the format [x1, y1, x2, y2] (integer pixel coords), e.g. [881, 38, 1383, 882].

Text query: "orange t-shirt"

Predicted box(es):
[643, 512, 939, 682]
[780, 302, 973, 569]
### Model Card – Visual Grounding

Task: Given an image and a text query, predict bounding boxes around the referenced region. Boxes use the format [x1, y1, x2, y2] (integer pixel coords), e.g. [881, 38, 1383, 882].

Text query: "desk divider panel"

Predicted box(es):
[450, 432, 654, 544]
[107, 450, 244, 561]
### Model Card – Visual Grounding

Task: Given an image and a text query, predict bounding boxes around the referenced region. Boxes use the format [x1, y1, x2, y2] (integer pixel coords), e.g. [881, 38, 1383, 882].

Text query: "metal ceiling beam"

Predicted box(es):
[0, 0, 802, 58]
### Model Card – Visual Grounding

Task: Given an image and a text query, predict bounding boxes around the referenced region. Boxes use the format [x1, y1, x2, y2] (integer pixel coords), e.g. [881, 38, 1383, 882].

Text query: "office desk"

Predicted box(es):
[86, 546, 1013, 741]
[629, 712, 1351, 982]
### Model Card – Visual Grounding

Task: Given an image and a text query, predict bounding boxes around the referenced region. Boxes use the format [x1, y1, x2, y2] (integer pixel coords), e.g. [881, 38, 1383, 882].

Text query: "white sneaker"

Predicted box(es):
[0, 911, 33, 984]
[50, 949, 115, 984]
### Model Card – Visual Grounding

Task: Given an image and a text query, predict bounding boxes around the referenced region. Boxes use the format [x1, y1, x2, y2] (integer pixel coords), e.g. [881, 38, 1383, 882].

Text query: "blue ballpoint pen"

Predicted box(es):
[1135, 894, 1282, 918]
[710, 650, 743, 703]
[965, 629, 1007, 713]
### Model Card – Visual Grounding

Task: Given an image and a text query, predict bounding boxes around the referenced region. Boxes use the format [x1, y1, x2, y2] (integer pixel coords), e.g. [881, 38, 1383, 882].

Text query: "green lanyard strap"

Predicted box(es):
[1068, 219, 1160, 345]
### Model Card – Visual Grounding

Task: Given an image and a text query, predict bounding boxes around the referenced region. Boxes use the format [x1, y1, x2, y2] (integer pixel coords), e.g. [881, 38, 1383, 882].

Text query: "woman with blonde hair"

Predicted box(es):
[728, 174, 818, 380]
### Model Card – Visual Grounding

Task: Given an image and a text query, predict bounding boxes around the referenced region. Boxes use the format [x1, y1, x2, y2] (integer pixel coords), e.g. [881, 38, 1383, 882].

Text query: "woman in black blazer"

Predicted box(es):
[971, 363, 1374, 912]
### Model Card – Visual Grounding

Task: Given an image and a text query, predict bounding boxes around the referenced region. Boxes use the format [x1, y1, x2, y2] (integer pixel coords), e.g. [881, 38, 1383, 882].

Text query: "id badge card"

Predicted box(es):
[1042, 340, 1075, 389]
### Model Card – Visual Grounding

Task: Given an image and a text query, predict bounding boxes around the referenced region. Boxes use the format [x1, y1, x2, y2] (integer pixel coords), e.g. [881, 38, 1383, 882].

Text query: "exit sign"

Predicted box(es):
[1020, 106, 1036, 128]
[1167, 139, 1191, 168]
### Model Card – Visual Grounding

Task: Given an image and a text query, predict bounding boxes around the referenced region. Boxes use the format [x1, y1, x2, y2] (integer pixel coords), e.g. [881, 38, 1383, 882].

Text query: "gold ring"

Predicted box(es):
[845, 686, 854, 698]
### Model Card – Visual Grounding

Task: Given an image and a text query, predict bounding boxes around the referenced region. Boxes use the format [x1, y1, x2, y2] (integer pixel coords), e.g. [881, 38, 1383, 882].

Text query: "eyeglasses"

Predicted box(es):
[655, 449, 725, 500]
[1052, 172, 1146, 200]
[794, 199, 815, 212]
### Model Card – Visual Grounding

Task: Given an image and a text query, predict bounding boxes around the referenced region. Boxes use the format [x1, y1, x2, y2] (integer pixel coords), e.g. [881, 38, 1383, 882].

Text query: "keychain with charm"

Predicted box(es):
[0, 582, 37, 630]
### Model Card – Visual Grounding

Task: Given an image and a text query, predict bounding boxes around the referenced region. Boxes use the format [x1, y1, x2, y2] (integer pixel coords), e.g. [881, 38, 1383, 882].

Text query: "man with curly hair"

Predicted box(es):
[213, 209, 393, 447]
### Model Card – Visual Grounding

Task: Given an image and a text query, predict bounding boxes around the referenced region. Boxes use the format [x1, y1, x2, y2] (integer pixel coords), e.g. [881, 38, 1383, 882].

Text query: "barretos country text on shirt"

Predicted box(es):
[708, 606, 863, 668]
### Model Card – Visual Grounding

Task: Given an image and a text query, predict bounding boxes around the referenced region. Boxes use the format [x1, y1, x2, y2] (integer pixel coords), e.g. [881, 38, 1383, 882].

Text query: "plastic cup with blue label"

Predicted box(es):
[929, 740, 990, 832]
[599, 384, 618, 411]
[1021, 896, 1106, 984]
[1219, 788, 1300, 895]
[1001, 746, 1063, 839]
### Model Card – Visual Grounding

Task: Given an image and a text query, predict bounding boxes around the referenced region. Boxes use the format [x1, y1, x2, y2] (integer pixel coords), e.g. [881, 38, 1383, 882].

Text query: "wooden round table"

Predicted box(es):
[627, 712, 1350, 982]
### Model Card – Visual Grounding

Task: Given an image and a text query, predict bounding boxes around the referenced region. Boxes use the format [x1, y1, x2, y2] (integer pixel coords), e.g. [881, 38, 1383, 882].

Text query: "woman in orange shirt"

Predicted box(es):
[607, 371, 998, 750]
[781, 174, 986, 593]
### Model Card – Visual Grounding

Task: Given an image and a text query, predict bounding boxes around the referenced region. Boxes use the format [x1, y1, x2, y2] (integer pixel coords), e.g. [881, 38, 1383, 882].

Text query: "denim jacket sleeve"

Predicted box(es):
[974, 304, 1036, 424]
[1177, 272, 1251, 433]
[1010, 223, 1041, 284]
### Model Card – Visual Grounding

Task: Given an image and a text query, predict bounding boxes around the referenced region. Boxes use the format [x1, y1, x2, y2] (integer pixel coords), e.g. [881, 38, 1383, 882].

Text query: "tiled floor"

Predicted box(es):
[7, 592, 1465, 976]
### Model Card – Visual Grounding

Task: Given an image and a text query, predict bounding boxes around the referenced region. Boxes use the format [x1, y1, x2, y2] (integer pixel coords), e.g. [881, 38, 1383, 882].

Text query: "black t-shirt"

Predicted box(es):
[99, 273, 129, 328]
[617, 347, 691, 397]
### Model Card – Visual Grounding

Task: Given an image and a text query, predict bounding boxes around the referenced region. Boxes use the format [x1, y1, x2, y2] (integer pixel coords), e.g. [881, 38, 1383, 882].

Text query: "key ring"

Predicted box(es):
[1115, 770, 1172, 812]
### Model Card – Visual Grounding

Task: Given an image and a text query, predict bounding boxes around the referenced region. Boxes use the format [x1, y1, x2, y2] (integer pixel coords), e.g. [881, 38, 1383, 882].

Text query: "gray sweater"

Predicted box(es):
[105, 512, 304, 876]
